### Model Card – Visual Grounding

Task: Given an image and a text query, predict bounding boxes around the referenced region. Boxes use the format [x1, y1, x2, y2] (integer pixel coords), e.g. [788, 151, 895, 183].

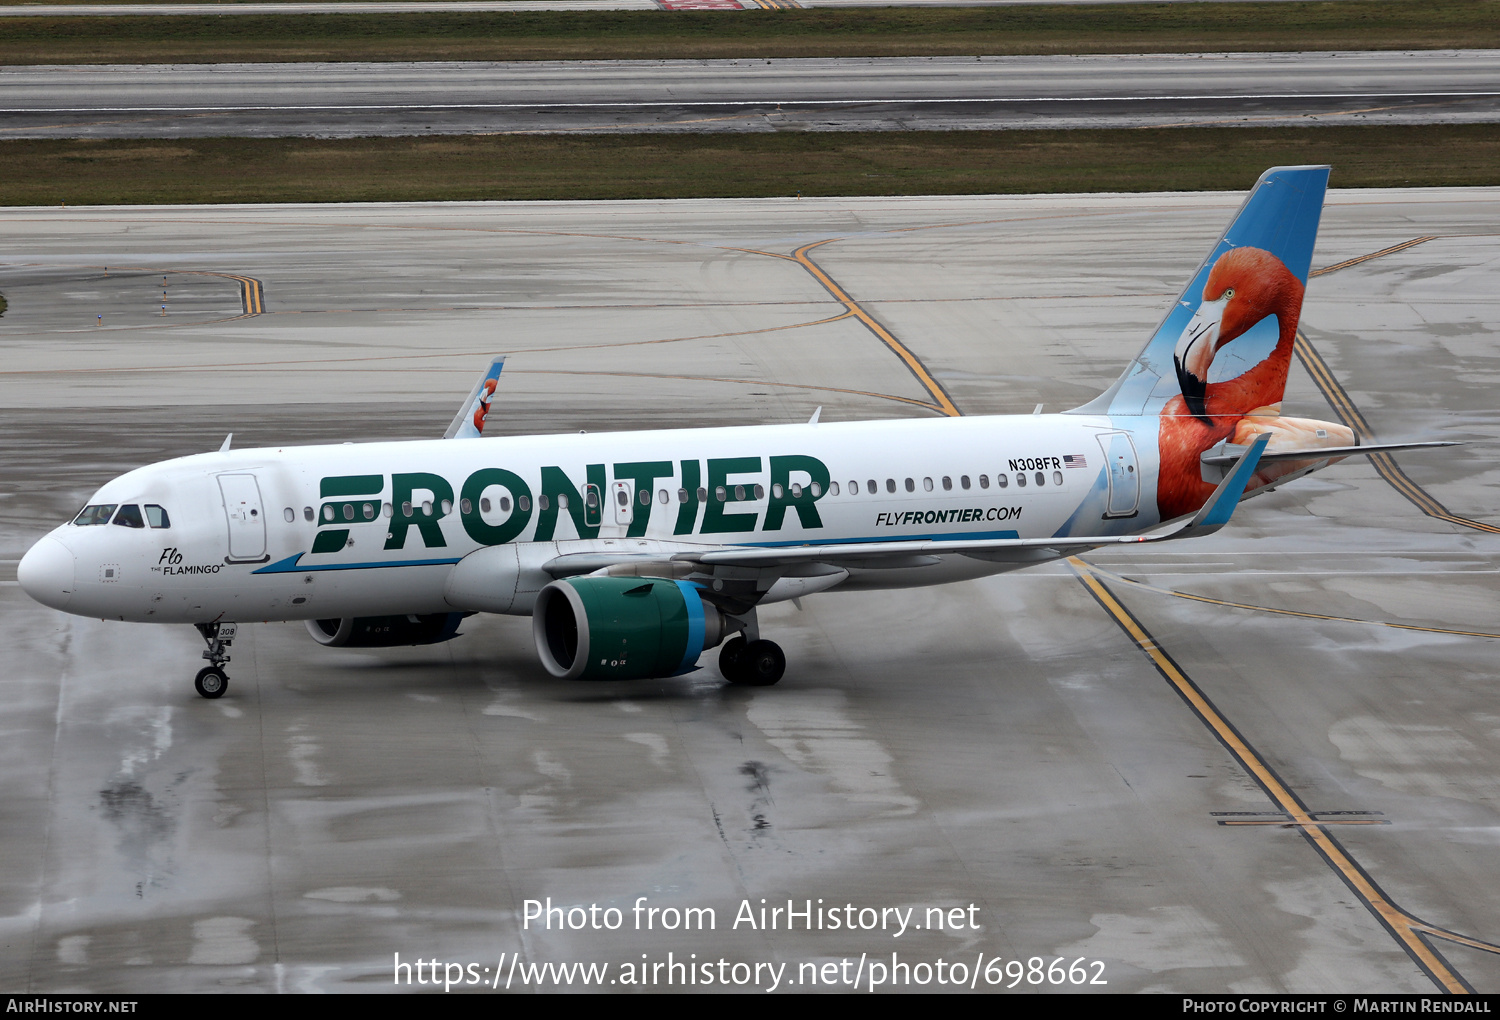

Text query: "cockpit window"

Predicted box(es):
[74, 504, 117, 526]
[112, 504, 146, 528]
[145, 504, 171, 529]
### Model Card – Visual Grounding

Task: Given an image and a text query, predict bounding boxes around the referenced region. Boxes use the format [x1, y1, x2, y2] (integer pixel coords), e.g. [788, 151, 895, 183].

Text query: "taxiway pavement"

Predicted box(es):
[1, 190, 1497, 993]
[4, 50, 1497, 137]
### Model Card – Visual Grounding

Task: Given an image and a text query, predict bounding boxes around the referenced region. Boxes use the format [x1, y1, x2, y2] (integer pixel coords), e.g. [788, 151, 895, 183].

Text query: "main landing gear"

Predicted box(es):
[193, 621, 237, 699]
[718, 636, 786, 687]
[716, 607, 785, 687]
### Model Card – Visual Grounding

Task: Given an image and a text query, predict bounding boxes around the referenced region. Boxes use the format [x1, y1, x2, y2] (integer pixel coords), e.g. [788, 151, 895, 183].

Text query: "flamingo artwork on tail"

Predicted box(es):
[1063, 164, 1408, 532]
[1156, 245, 1354, 519]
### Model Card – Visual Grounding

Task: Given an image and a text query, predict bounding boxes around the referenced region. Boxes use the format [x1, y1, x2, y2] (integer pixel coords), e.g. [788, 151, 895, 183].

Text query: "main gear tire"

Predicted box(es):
[741, 640, 786, 686]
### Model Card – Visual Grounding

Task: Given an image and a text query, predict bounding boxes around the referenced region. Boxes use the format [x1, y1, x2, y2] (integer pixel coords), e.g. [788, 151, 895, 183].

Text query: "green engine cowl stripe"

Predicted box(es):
[566, 577, 694, 681]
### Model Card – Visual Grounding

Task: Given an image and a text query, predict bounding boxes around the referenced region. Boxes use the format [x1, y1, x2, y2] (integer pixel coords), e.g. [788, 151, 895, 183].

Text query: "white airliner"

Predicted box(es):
[17, 167, 1451, 698]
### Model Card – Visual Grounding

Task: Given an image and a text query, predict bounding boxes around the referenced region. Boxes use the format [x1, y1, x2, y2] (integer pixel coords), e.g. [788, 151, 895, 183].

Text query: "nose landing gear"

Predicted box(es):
[193, 621, 236, 699]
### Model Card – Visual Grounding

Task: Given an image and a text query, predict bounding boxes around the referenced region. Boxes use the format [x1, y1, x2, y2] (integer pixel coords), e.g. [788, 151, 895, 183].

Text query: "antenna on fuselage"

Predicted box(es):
[808, 406, 822, 425]
[219, 433, 233, 452]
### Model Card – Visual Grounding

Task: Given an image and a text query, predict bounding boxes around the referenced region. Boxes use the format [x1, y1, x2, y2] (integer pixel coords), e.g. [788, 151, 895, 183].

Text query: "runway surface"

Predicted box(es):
[5, 50, 1498, 138]
[1, 190, 1497, 993]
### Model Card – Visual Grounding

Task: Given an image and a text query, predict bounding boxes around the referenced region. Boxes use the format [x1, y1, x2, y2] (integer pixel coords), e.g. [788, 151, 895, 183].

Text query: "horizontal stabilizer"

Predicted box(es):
[1201, 439, 1460, 467]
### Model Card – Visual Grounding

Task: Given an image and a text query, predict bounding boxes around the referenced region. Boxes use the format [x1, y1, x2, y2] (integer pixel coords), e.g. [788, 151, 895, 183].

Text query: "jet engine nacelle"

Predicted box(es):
[532, 577, 725, 681]
[306, 613, 464, 648]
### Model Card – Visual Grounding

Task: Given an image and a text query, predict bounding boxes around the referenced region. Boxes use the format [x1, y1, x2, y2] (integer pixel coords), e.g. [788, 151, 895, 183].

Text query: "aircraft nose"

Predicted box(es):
[18, 536, 76, 611]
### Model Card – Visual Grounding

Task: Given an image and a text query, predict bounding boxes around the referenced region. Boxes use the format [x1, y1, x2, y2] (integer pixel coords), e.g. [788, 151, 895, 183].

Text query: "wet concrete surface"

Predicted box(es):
[1, 191, 1497, 993]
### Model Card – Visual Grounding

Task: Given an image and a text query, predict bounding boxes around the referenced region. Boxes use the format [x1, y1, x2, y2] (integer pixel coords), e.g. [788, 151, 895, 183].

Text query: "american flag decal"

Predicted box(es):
[1064, 454, 1087, 468]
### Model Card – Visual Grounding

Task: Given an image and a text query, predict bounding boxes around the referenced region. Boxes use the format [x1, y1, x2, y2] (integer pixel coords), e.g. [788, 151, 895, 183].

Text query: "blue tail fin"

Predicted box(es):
[1072, 166, 1330, 418]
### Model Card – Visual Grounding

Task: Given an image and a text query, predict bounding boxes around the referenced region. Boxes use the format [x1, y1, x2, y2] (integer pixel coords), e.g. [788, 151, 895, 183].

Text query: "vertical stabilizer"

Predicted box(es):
[1071, 166, 1329, 418]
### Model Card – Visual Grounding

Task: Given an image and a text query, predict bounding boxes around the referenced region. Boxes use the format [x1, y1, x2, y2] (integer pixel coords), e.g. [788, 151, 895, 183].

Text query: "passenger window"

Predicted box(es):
[885, 479, 896, 493]
[500, 496, 511, 513]
[112, 504, 146, 528]
[960, 475, 970, 490]
[677, 488, 688, 503]
[383, 502, 392, 518]
[586, 490, 599, 508]
[343, 503, 355, 520]
[146, 504, 171, 528]
[772, 483, 784, 499]
[1053, 471, 1064, 486]
[905, 478, 915, 492]
[1016, 473, 1027, 488]
[283, 507, 295, 523]
[829, 482, 840, 496]
[638, 489, 649, 506]
[441, 499, 452, 515]
[363, 502, 375, 519]
[327, 505, 338, 521]
[923, 477, 934, 492]
[978, 475, 988, 489]
[697, 487, 708, 503]
[658, 489, 669, 504]
[791, 482, 802, 498]
[942, 476, 952, 491]
[734, 485, 746, 501]
[811, 482, 821, 497]
[73, 504, 110, 526]
[866, 480, 876, 494]
[715, 486, 727, 502]
[481, 497, 492, 513]
[303, 506, 314, 522]
[518, 495, 530, 512]
[995, 474, 1007, 489]
[461, 498, 472, 514]
[1035, 472, 1045, 487]
[537, 495, 549, 512]
[401, 501, 413, 518]
[558, 493, 569, 510]
[754, 484, 765, 500]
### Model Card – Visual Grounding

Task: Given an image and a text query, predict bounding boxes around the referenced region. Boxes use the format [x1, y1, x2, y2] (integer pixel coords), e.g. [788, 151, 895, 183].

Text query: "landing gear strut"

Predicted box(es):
[718, 636, 786, 687]
[193, 621, 236, 699]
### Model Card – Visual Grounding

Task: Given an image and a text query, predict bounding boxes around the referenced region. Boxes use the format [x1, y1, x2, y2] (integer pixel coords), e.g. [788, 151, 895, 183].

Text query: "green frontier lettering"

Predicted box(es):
[763, 455, 830, 531]
[460, 468, 532, 545]
[674, 459, 701, 536]
[533, 464, 605, 540]
[312, 474, 384, 555]
[386, 472, 454, 550]
[362, 454, 834, 554]
[613, 460, 673, 538]
[701, 457, 761, 534]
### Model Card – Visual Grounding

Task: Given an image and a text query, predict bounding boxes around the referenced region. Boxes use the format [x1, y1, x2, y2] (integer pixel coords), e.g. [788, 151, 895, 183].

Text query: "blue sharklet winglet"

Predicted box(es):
[445, 357, 506, 439]
[1178, 431, 1271, 536]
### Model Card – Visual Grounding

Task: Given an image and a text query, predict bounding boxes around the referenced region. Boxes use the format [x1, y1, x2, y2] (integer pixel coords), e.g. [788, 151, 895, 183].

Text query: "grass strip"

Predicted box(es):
[2, 2, 1498, 64]
[4, 125, 1497, 205]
